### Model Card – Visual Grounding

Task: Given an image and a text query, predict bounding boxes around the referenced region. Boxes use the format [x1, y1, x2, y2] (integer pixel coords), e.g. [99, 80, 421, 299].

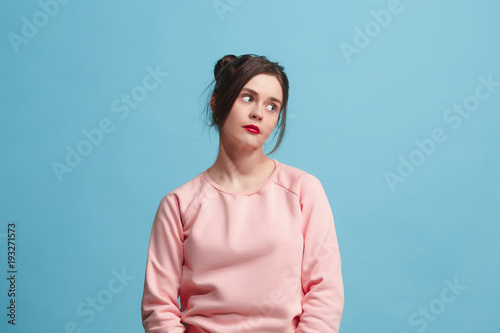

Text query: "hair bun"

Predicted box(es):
[214, 54, 237, 79]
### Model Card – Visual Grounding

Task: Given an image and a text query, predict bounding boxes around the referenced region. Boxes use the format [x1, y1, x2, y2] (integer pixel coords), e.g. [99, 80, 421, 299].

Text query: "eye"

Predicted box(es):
[266, 104, 277, 112]
[242, 95, 253, 103]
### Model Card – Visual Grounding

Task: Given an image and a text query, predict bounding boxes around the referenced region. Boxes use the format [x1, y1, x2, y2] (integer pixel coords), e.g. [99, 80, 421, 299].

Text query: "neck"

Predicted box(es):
[207, 140, 275, 188]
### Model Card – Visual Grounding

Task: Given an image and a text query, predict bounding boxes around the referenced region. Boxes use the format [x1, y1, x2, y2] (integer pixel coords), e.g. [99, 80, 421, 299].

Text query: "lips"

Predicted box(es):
[242, 125, 260, 134]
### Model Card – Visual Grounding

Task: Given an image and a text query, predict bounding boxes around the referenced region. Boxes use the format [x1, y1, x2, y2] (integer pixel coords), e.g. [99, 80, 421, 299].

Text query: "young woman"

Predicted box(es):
[141, 54, 344, 332]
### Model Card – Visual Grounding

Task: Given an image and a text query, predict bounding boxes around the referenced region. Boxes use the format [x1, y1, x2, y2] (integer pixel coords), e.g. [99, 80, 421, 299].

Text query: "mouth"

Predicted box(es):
[242, 125, 260, 134]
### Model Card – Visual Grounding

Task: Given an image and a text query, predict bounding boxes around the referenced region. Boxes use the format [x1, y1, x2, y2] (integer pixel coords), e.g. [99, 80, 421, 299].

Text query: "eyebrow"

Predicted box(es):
[241, 88, 282, 105]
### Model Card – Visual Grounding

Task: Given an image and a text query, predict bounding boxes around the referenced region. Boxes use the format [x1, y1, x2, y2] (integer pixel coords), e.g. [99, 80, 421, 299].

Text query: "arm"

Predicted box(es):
[141, 193, 186, 333]
[296, 175, 344, 333]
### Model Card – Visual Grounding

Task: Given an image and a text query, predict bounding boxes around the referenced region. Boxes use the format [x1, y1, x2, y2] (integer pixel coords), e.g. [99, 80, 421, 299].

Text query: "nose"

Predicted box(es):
[249, 104, 263, 121]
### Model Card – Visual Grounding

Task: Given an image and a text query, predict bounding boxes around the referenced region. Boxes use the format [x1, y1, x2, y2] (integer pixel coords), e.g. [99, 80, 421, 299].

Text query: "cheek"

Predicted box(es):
[222, 110, 243, 132]
[271, 116, 280, 128]
[263, 119, 279, 136]
[224, 109, 238, 125]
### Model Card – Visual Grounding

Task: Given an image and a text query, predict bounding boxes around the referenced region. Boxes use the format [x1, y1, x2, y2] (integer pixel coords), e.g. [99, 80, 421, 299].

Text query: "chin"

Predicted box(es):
[237, 140, 263, 150]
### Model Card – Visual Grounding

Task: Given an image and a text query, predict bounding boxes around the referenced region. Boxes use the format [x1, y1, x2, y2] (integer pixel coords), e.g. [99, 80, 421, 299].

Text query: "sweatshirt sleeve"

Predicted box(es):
[296, 175, 344, 333]
[141, 193, 186, 333]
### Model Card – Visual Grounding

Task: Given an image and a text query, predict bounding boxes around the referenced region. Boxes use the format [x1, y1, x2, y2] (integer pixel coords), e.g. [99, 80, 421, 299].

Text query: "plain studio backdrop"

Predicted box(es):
[1, 0, 499, 332]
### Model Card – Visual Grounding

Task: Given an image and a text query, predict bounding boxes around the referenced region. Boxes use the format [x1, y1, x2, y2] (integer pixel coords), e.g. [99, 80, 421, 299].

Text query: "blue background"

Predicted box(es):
[1, 0, 499, 332]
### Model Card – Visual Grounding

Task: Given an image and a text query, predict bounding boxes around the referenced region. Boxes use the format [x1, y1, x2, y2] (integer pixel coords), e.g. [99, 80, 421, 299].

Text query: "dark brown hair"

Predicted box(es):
[206, 54, 289, 155]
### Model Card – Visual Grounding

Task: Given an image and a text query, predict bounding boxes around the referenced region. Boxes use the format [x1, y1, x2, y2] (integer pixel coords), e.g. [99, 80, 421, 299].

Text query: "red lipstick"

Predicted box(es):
[242, 125, 260, 134]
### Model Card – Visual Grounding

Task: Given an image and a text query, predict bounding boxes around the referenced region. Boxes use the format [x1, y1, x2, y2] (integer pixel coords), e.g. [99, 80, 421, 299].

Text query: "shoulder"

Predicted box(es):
[159, 171, 211, 210]
[274, 160, 324, 197]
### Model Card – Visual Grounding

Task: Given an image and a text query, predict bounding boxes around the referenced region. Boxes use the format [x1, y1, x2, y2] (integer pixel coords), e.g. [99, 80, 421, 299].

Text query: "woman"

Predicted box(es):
[141, 54, 344, 332]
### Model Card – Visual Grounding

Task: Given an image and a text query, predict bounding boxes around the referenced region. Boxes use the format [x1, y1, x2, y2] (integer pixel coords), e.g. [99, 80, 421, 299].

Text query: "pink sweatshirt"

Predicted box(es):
[141, 159, 344, 332]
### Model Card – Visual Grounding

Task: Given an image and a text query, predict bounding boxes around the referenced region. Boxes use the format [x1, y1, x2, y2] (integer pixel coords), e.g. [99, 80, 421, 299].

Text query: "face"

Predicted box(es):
[219, 73, 283, 152]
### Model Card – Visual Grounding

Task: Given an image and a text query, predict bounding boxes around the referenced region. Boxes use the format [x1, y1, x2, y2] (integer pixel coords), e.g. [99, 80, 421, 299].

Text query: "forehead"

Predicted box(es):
[242, 74, 283, 101]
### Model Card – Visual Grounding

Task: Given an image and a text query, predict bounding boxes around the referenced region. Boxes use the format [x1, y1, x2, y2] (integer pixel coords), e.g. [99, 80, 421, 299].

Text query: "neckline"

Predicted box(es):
[202, 159, 281, 196]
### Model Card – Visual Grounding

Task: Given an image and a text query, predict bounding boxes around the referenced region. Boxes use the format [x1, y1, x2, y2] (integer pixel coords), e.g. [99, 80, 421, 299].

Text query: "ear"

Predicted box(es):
[210, 94, 216, 112]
